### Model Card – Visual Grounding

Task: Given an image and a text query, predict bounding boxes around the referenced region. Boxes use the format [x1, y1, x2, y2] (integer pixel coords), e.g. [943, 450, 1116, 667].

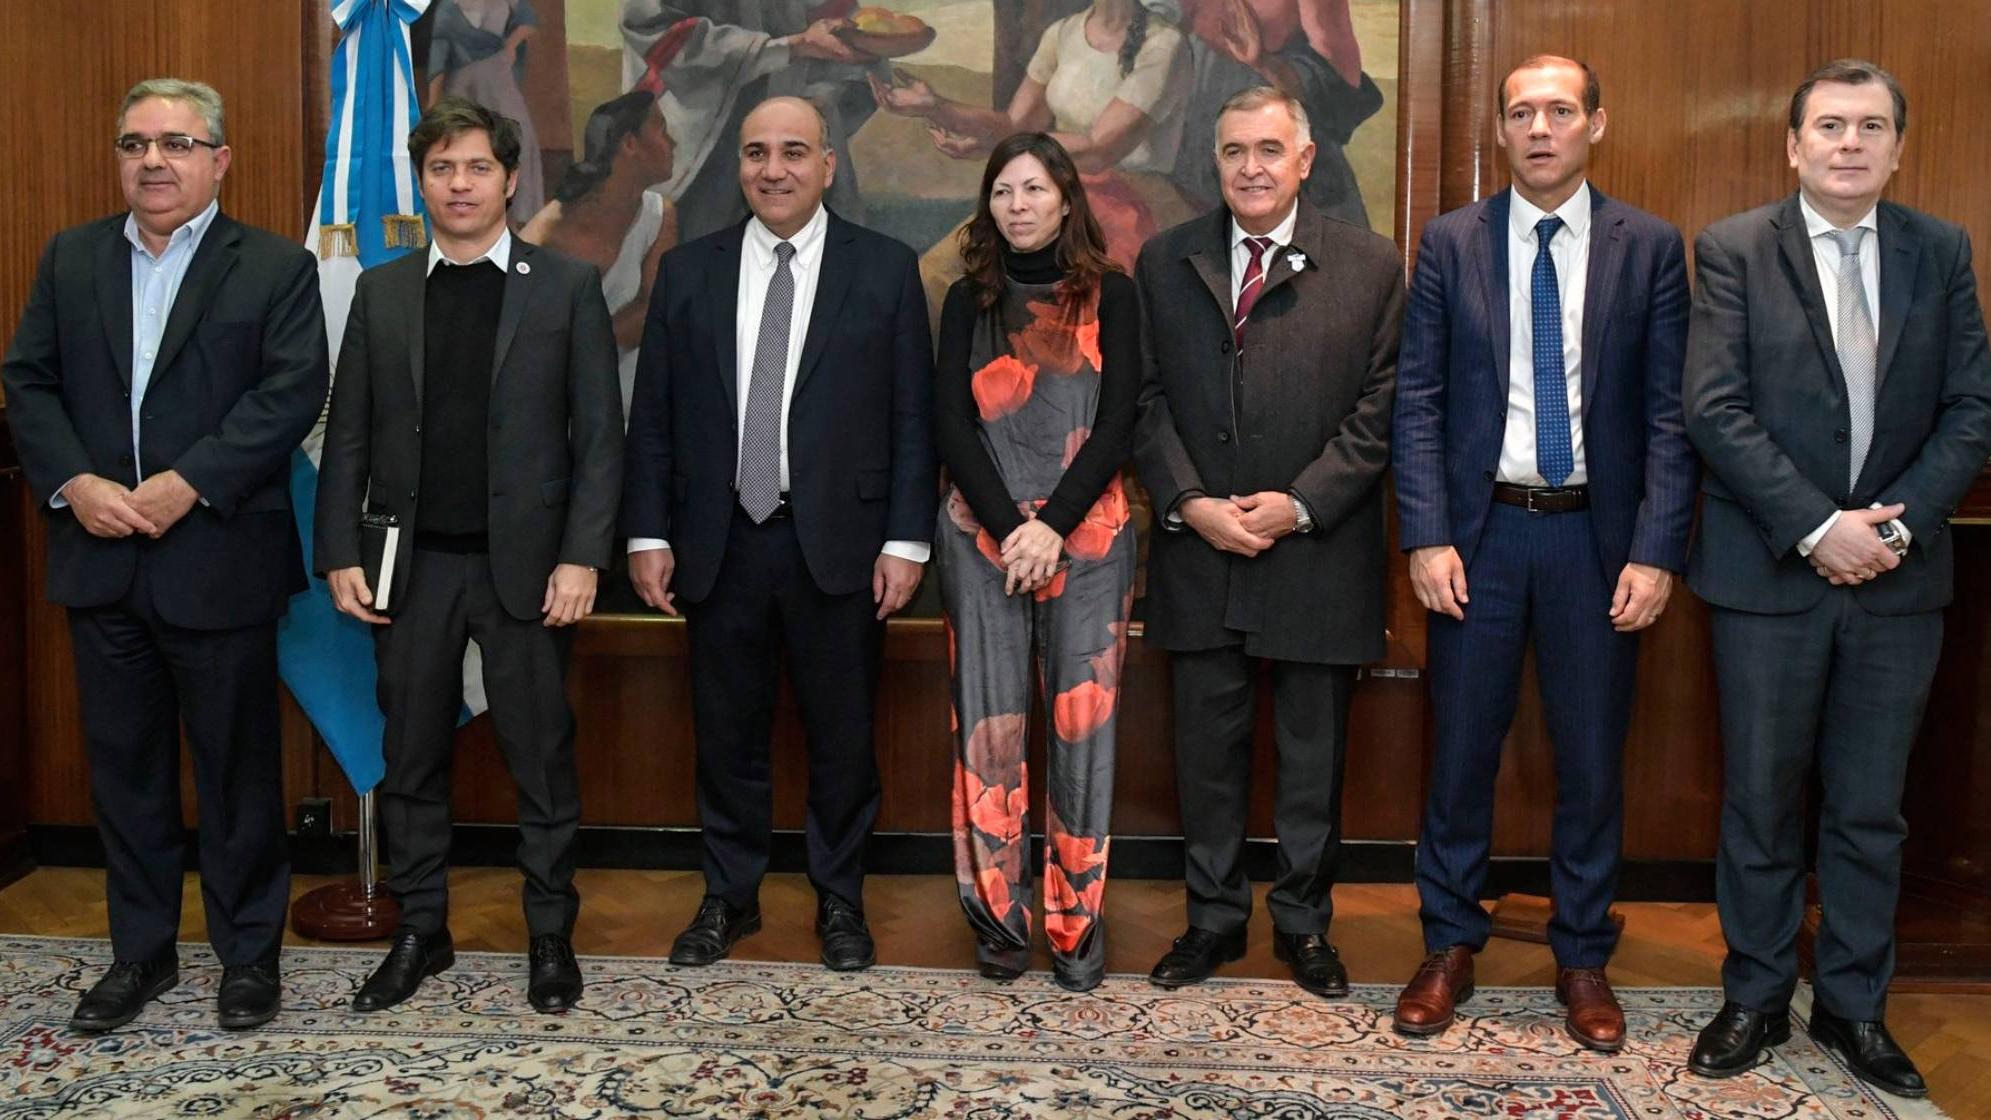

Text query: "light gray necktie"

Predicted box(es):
[1827, 227, 1876, 488]
[738, 240, 795, 522]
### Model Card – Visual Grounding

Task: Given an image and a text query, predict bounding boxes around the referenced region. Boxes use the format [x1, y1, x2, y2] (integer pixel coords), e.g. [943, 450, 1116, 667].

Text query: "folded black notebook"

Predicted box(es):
[359, 511, 403, 615]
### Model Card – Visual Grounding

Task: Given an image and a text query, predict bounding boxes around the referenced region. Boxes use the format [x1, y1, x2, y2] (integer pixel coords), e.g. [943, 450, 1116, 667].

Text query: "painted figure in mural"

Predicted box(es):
[1132, 87, 1402, 999]
[935, 133, 1139, 992]
[1, 79, 329, 1033]
[869, 0, 1197, 294]
[620, 0, 884, 244]
[1171, 0, 1381, 225]
[624, 97, 936, 973]
[521, 91, 680, 416]
[428, 0, 547, 219]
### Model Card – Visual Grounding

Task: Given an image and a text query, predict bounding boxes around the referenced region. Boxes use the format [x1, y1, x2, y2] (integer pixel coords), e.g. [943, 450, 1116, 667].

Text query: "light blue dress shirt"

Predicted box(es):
[126, 199, 221, 482]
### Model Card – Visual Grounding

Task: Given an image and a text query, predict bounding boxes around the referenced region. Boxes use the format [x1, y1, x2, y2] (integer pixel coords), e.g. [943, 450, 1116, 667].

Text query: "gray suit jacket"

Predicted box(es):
[314, 239, 624, 621]
[1684, 194, 1991, 615]
[1133, 201, 1404, 664]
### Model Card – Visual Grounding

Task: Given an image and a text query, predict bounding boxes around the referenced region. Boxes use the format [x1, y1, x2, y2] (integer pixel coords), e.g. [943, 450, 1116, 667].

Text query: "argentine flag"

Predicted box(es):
[282, 0, 485, 796]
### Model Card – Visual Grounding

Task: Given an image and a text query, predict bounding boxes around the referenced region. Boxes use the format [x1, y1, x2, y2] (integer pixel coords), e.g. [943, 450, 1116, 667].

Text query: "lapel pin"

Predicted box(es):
[1285, 250, 1308, 272]
[516, 260, 530, 275]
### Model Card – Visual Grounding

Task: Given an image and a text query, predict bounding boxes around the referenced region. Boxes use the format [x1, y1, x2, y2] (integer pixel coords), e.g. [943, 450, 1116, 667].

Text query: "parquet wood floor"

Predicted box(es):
[3, 867, 1985, 1113]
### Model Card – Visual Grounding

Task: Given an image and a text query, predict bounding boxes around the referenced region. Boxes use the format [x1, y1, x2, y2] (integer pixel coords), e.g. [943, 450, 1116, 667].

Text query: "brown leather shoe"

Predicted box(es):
[1556, 967, 1626, 1052]
[1393, 946, 1475, 1037]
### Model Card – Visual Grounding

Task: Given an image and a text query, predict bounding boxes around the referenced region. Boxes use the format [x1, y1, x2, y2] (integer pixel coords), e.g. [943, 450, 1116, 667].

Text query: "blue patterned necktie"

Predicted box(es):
[738, 240, 796, 522]
[1531, 214, 1573, 487]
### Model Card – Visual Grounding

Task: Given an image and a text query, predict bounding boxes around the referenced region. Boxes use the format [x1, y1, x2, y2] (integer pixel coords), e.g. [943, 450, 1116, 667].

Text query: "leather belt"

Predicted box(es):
[1491, 482, 1588, 513]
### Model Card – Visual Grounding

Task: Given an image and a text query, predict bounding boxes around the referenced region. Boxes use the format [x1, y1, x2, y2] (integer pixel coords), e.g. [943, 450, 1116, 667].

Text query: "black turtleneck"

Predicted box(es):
[933, 243, 1140, 541]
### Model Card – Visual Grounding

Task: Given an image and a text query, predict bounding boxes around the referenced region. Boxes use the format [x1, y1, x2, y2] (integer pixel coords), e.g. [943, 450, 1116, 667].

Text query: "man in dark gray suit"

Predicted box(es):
[1684, 60, 1991, 1096]
[315, 98, 624, 1015]
[1133, 86, 1402, 997]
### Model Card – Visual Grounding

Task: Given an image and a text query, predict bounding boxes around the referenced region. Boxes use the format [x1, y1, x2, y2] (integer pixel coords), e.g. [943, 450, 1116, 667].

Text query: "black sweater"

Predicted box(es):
[933, 243, 1140, 542]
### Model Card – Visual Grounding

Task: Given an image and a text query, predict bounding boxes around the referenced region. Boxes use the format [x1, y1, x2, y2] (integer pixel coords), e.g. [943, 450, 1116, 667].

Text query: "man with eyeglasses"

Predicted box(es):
[2, 79, 328, 1031]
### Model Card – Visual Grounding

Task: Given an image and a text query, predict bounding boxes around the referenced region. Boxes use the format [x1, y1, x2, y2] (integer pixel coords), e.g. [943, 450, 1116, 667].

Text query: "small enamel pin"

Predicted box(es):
[1285, 250, 1308, 272]
[516, 261, 531, 275]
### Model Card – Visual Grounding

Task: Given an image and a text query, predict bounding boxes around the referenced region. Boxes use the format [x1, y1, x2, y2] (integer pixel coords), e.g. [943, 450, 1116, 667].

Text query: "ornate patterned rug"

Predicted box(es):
[0, 936, 1948, 1118]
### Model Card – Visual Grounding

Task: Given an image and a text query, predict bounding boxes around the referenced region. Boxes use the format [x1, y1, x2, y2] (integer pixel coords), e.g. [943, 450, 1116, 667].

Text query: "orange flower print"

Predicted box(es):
[1061, 427, 1091, 469]
[1043, 866, 1107, 954]
[975, 529, 1005, 571]
[1054, 680, 1117, 743]
[964, 767, 1027, 847]
[976, 866, 1015, 920]
[1065, 475, 1129, 560]
[1033, 569, 1067, 602]
[1052, 827, 1110, 876]
[965, 714, 1026, 788]
[972, 354, 1036, 420]
[1075, 317, 1102, 372]
[1010, 298, 1082, 372]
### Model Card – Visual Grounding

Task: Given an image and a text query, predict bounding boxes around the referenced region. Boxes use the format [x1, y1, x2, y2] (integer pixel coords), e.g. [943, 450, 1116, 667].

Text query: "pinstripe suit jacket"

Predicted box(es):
[1393, 186, 1698, 581]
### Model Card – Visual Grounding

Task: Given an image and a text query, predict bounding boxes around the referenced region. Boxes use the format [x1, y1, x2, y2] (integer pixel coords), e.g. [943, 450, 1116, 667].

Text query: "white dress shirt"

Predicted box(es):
[427, 227, 512, 274]
[629, 205, 927, 563]
[1228, 203, 1299, 307]
[1791, 195, 1908, 555]
[1500, 182, 1591, 486]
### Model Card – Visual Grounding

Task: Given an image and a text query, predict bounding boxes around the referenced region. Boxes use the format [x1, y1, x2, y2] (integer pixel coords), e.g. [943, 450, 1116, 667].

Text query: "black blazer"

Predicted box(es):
[1684, 195, 1991, 616]
[1, 211, 329, 629]
[622, 210, 937, 602]
[1133, 202, 1404, 664]
[314, 240, 624, 621]
[1393, 187, 1698, 581]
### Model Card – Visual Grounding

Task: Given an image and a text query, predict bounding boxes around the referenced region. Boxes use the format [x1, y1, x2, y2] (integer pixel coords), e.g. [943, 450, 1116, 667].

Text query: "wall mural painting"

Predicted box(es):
[411, 0, 1401, 614]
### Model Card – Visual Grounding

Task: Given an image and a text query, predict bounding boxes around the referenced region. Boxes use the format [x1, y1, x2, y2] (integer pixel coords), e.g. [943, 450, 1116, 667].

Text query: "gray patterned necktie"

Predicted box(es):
[1827, 227, 1876, 488]
[738, 240, 796, 522]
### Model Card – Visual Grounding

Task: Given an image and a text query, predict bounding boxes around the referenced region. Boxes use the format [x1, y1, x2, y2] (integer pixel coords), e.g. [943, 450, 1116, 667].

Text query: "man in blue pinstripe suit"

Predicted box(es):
[1388, 56, 1697, 1050]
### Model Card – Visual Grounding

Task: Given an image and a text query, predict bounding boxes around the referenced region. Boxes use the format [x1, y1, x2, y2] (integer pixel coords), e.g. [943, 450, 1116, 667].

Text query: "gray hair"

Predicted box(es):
[119, 78, 227, 145]
[1213, 86, 1312, 150]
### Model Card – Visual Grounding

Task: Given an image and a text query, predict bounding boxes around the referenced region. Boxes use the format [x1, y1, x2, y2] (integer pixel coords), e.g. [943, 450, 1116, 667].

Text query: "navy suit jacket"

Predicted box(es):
[1393, 187, 1697, 581]
[1, 211, 328, 629]
[1684, 195, 1991, 615]
[621, 209, 936, 602]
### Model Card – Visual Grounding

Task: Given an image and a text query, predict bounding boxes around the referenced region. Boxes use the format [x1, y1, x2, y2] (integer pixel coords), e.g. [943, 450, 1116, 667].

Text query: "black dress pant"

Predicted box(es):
[685, 509, 885, 910]
[374, 548, 581, 938]
[1711, 591, 1943, 1020]
[1171, 646, 1355, 936]
[66, 560, 290, 967]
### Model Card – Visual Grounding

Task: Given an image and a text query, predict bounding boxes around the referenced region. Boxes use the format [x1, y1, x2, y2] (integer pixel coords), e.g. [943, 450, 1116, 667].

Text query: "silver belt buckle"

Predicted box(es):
[1525, 488, 1545, 513]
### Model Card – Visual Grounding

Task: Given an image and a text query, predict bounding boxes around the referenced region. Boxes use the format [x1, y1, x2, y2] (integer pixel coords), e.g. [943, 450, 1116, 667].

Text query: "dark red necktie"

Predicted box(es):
[1232, 236, 1274, 341]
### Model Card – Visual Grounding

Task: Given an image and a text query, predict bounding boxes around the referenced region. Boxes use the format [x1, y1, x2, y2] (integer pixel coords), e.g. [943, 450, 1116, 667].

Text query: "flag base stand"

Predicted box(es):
[290, 789, 399, 940]
[292, 880, 401, 940]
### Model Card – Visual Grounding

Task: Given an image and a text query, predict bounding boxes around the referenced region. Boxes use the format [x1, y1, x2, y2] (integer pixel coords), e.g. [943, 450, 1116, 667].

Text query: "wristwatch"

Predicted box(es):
[1289, 493, 1313, 534]
[1874, 519, 1909, 557]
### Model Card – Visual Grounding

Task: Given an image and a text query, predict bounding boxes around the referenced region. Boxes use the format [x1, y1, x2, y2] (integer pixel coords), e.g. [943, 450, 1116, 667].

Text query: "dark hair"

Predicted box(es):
[1789, 58, 1906, 135]
[958, 133, 1117, 312]
[1117, 4, 1150, 77]
[556, 91, 656, 203]
[1500, 55, 1601, 115]
[408, 95, 523, 172]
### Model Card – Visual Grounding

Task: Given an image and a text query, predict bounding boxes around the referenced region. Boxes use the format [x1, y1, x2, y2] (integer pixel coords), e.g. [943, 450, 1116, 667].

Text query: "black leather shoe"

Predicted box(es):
[976, 938, 1025, 981]
[1273, 931, 1349, 998]
[669, 897, 761, 966]
[816, 896, 877, 971]
[217, 957, 281, 1029]
[1148, 927, 1246, 989]
[1689, 1001, 1791, 1078]
[1808, 1004, 1928, 1098]
[527, 934, 583, 1013]
[71, 951, 178, 1032]
[353, 927, 455, 1012]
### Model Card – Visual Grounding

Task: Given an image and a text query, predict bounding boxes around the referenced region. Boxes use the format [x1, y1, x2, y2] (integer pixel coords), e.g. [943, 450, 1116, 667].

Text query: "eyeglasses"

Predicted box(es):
[114, 133, 222, 160]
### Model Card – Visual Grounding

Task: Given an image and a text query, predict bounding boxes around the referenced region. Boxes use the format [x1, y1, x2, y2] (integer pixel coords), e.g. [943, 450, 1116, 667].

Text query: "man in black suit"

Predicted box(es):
[624, 95, 935, 971]
[1132, 87, 1403, 997]
[315, 98, 624, 1014]
[1684, 60, 1991, 1097]
[1, 79, 328, 1031]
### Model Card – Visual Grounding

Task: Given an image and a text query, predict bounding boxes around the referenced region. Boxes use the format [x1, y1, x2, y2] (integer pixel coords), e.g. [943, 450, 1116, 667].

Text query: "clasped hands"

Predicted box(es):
[1179, 492, 1297, 558]
[63, 470, 197, 539]
[1807, 504, 1906, 586]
